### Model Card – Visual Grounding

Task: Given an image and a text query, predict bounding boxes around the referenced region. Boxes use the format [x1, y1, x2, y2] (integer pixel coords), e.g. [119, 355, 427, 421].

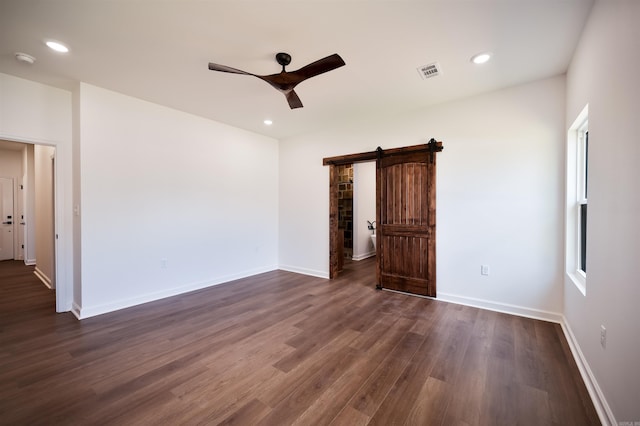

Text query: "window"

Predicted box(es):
[577, 126, 588, 273]
[566, 105, 588, 294]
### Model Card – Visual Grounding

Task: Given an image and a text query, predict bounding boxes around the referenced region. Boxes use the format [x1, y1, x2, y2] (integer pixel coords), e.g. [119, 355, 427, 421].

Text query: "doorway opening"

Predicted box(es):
[0, 140, 58, 300]
[326, 159, 377, 278]
[325, 150, 379, 279]
[334, 162, 377, 275]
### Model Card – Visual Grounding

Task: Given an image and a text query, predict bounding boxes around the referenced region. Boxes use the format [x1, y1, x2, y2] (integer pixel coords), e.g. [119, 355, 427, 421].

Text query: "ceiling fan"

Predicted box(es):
[208, 52, 345, 109]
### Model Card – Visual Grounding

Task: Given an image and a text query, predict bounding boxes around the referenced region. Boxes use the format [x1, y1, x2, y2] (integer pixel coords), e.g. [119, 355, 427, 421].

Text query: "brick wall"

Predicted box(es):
[337, 164, 353, 259]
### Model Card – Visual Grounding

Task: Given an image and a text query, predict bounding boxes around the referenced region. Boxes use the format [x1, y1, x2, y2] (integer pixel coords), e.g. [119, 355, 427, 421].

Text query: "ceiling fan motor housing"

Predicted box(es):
[276, 52, 292, 67]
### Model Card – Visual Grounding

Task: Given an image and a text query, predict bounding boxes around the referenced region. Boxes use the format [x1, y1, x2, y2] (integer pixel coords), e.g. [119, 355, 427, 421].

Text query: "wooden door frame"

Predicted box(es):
[323, 141, 443, 280]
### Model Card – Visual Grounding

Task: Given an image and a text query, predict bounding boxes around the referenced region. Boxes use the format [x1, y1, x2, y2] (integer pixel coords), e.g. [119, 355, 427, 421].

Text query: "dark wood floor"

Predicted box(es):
[0, 258, 600, 425]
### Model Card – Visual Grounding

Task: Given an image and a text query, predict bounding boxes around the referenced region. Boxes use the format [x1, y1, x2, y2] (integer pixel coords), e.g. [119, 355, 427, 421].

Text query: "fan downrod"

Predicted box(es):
[276, 52, 292, 70]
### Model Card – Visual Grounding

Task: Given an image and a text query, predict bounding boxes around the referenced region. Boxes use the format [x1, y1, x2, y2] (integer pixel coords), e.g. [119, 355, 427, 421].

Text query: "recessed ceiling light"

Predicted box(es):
[471, 52, 491, 64]
[45, 40, 69, 53]
[264, 119, 273, 126]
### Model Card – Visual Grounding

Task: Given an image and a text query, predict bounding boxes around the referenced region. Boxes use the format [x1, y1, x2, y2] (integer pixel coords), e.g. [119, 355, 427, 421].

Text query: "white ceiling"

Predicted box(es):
[0, 0, 594, 140]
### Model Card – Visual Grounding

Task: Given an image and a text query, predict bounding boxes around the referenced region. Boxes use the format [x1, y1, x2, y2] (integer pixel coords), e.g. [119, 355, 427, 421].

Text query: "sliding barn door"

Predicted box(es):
[376, 147, 437, 297]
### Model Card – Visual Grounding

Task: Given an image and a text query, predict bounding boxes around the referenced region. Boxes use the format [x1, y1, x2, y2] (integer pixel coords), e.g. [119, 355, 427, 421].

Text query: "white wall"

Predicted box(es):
[0, 74, 71, 145]
[564, 1, 640, 423]
[77, 84, 279, 317]
[0, 73, 73, 311]
[279, 75, 566, 317]
[352, 161, 376, 260]
[72, 85, 82, 309]
[0, 147, 22, 175]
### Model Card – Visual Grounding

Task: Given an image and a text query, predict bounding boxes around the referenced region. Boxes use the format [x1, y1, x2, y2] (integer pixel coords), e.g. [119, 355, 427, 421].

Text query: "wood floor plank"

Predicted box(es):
[0, 259, 600, 425]
[349, 331, 424, 417]
[365, 302, 453, 425]
[533, 321, 600, 425]
[441, 308, 496, 425]
[513, 383, 553, 426]
[428, 305, 478, 384]
[259, 328, 362, 409]
[175, 364, 284, 424]
[291, 317, 418, 425]
[217, 398, 271, 426]
[404, 376, 452, 426]
[275, 302, 378, 373]
[513, 315, 547, 391]
[290, 357, 375, 426]
[256, 343, 362, 425]
[330, 406, 371, 426]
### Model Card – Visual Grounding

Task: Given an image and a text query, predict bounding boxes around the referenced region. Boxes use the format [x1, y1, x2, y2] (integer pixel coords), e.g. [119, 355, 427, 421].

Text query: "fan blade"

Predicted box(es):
[258, 54, 346, 92]
[258, 73, 298, 92]
[208, 54, 345, 109]
[208, 62, 255, 76]
[291, 54, 345, 81]
[285, 90, 303, 109]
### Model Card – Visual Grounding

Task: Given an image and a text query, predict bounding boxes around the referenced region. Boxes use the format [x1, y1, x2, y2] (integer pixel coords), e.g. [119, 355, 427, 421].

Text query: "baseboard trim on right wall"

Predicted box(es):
[437, 292, 563, 323]
[560, 317, 616, 426]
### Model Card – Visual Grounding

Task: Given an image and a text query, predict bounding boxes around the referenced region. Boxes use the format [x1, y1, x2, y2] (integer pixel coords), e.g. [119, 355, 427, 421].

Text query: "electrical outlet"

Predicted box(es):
[600, 325, 606, 348]
[161, 258, 167, 269]
[481, 265, 490, 276]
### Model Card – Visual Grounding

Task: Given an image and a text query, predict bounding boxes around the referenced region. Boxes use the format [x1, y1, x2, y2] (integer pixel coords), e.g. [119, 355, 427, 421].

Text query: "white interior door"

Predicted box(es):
[0, 177, 15, 261]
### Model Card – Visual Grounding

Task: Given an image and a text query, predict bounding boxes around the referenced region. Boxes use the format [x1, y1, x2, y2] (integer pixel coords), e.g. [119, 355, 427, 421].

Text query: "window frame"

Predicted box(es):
[577, 125, 588, 275]
[566, 105, 588, 294]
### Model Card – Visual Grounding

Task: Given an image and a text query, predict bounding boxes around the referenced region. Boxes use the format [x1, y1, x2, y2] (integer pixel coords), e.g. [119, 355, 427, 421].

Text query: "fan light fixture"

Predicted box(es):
[46, 40, 69, 53]
[471, 52, 491, 64]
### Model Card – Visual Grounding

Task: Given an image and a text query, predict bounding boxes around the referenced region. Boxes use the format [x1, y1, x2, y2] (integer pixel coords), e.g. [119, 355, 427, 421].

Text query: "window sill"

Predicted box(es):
[568, 271, 586, 296]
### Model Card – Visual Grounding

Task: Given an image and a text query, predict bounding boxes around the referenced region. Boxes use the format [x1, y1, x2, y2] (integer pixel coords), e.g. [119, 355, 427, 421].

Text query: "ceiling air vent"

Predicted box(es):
[417, 62, 441, 80]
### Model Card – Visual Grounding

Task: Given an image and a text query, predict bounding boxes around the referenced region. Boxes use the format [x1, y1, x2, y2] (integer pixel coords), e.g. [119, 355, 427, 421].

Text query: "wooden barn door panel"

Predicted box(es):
[376, 146, 438, 297]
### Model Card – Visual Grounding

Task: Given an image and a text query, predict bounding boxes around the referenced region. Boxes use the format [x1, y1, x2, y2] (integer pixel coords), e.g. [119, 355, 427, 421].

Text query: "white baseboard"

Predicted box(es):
[33, 267, 53, 289]
[76, 265, 278, 319]
[25, 258, 36, 266]
[437, 292, 564, 324]
[560, 318, 616, 426]
[71, 302, 82, 320]
[278, 264, 329, 279]
[352, 251, 376, 261]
